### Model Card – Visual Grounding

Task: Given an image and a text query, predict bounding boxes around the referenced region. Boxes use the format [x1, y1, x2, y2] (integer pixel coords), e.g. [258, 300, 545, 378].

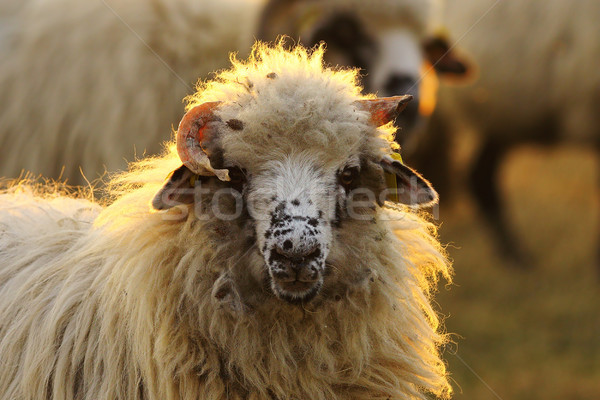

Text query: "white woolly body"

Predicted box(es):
[0, 45, 452, 400]
[0, 0, 440, 185]
[434, 0, 600, 144]
[0, 0, 264, 183]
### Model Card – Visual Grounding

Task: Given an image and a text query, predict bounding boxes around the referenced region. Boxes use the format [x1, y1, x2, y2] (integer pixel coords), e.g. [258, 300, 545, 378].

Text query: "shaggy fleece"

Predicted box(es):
[0, 43, 452, 400]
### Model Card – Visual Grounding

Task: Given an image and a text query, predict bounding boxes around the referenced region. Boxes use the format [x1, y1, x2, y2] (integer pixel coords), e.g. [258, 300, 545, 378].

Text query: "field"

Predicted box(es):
[434, 146, 600, 399]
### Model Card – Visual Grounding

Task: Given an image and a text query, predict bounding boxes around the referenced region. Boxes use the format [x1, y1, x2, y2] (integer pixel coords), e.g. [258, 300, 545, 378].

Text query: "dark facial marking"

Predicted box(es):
[270, 201, 289, 226]
[226, 119, 244, 131]
[311, 247, 321, 259]
[273, 228, 292, 237]
[266, 72, 278, 79]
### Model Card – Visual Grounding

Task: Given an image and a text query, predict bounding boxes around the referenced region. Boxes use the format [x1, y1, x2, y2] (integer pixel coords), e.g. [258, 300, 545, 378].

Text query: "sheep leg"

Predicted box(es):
[469, 137, 531, 268]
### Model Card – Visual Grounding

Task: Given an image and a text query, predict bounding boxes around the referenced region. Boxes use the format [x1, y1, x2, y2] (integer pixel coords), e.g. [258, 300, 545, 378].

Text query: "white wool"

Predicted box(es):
[0, 44, 453, 400]
[0, 0, 264, 184]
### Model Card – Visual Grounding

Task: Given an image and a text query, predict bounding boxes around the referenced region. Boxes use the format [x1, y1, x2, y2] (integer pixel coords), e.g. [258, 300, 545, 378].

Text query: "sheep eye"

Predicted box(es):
[339, 166, 359, 187]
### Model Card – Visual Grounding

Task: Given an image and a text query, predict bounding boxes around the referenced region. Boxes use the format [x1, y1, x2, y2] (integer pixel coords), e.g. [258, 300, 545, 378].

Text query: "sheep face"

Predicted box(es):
[244, 150, 438, 303]
[304, 17, 427, 130]
[308, 21, 471, 135]
[245, 155, 339, 303]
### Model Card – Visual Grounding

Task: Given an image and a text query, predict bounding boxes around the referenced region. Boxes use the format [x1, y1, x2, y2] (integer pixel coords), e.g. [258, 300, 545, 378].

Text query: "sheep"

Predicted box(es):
[407, 0, 600, 267]
[258, 0, 471, 134]
[0, 0, 469, 187]
[0, 43, 453, 400]
[0, 0, 264, 184]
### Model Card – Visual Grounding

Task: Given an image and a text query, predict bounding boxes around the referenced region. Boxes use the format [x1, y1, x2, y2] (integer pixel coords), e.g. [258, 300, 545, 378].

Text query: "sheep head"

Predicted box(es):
[152, 94, 436, 304]
[150, 42, 441, 304]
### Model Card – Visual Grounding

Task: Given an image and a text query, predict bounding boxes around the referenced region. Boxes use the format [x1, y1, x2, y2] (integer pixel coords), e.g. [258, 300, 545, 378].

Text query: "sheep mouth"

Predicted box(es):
[266, 260, 325, 304]
[270, 279, 323, 304]
[262, 242, 327, 304]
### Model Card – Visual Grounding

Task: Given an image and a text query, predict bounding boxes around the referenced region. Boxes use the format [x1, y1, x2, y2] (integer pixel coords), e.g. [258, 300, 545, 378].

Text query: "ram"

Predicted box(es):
[0, 44, 452, 400]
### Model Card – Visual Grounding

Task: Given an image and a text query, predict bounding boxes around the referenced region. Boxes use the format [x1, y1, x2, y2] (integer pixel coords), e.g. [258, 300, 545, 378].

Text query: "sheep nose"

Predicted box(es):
[271, 242, 322, 283]
[382, 74, 420, 135]
[274, 242, 321, 268]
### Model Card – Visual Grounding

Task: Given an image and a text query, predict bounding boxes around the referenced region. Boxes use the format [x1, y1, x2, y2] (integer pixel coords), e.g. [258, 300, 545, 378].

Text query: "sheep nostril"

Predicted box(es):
[304, 247, 321, 262]
[273, 243, 321, 266]
[270, 243, 322, 285]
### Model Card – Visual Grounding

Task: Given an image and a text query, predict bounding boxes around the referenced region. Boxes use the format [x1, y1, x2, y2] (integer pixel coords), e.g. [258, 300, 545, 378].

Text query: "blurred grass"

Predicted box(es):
[435, 146, 600, 399]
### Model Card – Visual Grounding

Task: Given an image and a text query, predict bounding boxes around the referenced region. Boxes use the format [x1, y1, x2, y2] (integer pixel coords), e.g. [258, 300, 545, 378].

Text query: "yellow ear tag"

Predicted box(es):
[189, 174, 198, 187]
[384, 152, 404, 203]
[389, 152, 403, 163]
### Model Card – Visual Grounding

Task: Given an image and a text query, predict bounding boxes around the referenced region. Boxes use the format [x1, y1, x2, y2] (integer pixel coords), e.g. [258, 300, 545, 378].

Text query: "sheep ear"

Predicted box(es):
[152, 165, 196, 210]
[423, 34, 472, 78]
[380, 154, 438, 208]
[354, 95, 413, 127]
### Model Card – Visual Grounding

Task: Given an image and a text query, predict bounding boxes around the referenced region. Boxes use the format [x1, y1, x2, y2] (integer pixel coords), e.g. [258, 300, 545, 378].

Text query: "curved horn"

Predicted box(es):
[176, 101, 230, 181]
[354, 95, 413, 127]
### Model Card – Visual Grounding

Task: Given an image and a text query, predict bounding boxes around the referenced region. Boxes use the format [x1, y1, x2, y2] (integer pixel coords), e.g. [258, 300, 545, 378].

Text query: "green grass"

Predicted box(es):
[434, 146, 600, 399]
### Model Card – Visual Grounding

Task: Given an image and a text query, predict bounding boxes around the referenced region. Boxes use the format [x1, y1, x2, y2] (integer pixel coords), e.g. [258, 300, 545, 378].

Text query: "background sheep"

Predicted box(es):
[258, 0, 471, 136]
[408, 0, 600, 267]
[0, 44, 453, 400]
[0, 0, 264, 184]
[0, 0, 468, 186]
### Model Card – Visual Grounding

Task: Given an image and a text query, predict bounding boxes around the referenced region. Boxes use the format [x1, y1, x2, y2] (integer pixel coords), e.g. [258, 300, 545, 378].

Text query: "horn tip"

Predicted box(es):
[393, 94, 413, 115]
[398, 94, 413, 104]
